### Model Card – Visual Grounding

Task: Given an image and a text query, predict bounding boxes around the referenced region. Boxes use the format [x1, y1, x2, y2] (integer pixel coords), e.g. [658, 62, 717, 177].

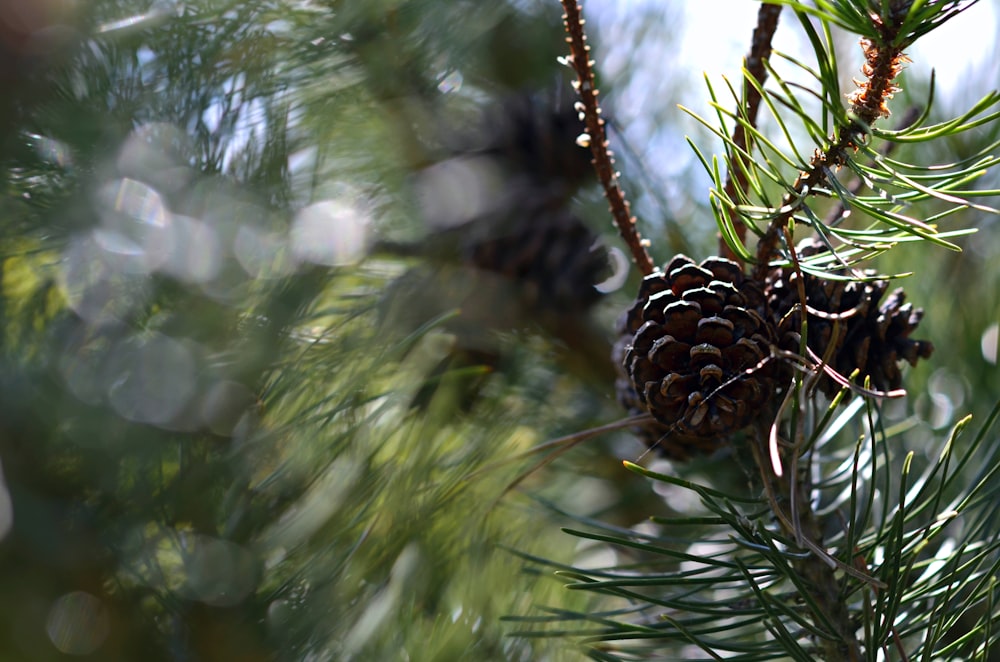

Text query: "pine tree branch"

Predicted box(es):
[744, 15, 916, 658]
[720, 3, 783, 262]
[560, 0, 655, 276]
[751, 10, 910, 282]
[751, 422, 867, 661]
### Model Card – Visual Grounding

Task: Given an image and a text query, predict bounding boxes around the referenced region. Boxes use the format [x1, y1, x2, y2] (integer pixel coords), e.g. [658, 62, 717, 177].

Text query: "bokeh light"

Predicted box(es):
[200, 380, 255, 437]
[59, 232, 152, 324]
[116, 123, 194, 195]
[982, 322, 998, 365]
[45, 591, 110, 656]
[290, 198, 370, 267]
[181, 535, 257, 607]
[104, 332, 198, 428]
[160, 214, 222, 284]
[122, 526, 256, 607]
[234, 224, 294, 279]
[416, 156, 506, 230]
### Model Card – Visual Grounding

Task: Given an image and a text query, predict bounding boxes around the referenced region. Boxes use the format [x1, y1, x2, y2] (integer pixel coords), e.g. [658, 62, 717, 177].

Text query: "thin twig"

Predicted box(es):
[561, 0, 655, 276]
[751, 13, 909, 282]
[824, 106, 920, 226]
[463, 413, 655, 492]
[608, 118, 696, 256]
[720, 3, 783, 262]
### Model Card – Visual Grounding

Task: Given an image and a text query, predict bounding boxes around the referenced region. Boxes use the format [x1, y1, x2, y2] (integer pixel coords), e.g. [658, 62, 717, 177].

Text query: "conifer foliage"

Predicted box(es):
[511, 1, 1000, 659]
[0, 1, 998, 661]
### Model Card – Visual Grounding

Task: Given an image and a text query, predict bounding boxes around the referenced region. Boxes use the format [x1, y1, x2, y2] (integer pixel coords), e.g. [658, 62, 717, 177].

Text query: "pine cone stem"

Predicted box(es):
[560, 0, 655, 276]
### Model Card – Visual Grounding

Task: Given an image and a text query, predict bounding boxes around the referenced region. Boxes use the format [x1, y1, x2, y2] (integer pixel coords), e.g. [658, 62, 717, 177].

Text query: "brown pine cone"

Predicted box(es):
[765, 240, 934, 398]
[616, 255, 776, 459]
[464, 198, 609, 315]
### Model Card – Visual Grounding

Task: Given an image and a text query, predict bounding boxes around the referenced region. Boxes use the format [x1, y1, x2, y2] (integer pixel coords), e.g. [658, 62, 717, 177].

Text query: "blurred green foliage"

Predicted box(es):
[0, 0, 639, 660]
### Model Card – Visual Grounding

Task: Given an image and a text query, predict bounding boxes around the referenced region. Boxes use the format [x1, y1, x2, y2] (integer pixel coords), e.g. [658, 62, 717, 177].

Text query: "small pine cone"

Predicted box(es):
[616, 255, 776, 459]
[465, 199, 609, 315]
[765, 240, 934, 398]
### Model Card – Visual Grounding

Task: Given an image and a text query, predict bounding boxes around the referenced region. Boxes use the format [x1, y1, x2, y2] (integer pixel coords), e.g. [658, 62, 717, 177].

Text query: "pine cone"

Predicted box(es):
[381, 190, 613, 412]
[379, 89, 609, 412]
[765, 240, 934, 398]
[464, 197, 608, 315]
[612, 332, 673, 452]
[616, 255, 776, 459]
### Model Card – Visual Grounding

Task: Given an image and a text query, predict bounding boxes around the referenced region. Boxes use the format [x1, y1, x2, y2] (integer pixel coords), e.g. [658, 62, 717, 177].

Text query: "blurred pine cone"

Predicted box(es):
[765, 240, 934, 398]
[616, 255, 775, 459]
[480, 93, 594, 194]
[398, 88, 606, 317]
[463, 195, 609, 315]
[386, 189, 610, 322]
[379, 89, 614, 411]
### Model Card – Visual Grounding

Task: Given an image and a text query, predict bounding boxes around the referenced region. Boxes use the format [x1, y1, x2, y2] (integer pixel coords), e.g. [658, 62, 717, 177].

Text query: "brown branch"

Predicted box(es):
[751, 142, 847, 282]
[720, 3, 783, 262]
[751, 14, 909, 283]
[560, 0, 655, 276]
[824, 106, 920, 226]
